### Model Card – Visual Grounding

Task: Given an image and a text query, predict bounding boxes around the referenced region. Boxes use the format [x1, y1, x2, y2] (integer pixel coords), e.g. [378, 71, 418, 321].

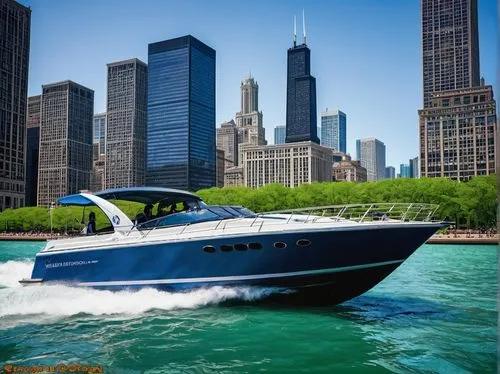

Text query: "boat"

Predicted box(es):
[20, 187, 446, 305]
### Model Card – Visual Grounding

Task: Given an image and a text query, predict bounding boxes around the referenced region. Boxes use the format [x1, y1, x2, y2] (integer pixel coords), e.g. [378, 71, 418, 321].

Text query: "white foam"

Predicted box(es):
[0, 261, 277, 321]
[0, 260, 34, 288]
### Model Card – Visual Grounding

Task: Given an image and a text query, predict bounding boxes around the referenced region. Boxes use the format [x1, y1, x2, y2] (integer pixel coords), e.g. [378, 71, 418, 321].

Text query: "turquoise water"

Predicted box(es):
[0, 241, 496, 373]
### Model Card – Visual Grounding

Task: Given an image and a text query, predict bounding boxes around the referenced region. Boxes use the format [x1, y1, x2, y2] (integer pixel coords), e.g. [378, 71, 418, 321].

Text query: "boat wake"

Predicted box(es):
[0, 260, 279, 320]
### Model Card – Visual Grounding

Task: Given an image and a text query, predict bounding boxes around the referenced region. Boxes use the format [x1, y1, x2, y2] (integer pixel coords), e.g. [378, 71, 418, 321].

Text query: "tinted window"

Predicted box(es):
[140, 209, 219, 229]
[207, 206, 236, 219]
[231, 206, 257, 217]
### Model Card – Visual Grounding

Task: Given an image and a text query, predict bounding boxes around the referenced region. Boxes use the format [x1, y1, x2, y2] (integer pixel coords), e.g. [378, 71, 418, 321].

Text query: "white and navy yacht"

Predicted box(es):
[21, 187, 445, 305]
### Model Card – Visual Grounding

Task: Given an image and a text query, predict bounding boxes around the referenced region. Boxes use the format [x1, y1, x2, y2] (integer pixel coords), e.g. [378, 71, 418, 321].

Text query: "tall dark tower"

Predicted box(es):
[421, 0, 480, 108]
[0, 0, 31, 210]
[285, 13, 319, 144]
[147, 35, 216, 191]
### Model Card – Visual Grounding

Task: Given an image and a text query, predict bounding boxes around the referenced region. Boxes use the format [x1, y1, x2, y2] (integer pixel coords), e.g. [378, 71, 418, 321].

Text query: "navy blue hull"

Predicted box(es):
[30, 224, 441, 305]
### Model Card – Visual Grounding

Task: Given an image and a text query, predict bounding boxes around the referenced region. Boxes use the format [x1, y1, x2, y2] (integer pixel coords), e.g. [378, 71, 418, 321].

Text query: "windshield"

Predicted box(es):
[138, 209, 220, 229]
[136, 205, 255, 230]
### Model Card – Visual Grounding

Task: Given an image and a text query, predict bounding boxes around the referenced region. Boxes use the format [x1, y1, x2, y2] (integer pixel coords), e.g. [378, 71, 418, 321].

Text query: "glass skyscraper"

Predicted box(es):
[385, 166, 395, 179]
[147, 35, 216, 191]
[399, 164, 410, 178]
[409, 156, 419, 178]
[320, 110, 346, 153]
[274, 125, 286, 145]
[285, 39, 319, 144]
[93, 113, 106, 160]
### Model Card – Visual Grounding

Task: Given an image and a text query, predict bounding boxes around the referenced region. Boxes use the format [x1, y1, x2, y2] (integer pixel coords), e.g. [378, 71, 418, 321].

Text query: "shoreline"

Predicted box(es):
[0, 233, 497, 245]
[0, 234, 68, 241]
[427, 234, 498, 245]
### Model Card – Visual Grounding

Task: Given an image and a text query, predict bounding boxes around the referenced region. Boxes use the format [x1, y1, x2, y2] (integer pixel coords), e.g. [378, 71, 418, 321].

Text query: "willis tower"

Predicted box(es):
[286, 13, 319, 144]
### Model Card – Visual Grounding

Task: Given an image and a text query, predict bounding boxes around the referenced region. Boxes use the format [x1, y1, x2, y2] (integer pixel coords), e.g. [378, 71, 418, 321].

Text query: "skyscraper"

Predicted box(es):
[0, 0, 31, 210]
[93, 113, 106, 161]
[385, 166, 396, 179]
[285, 16, 319, 144]
[216, 148, 225, 188]
[147, 35, 216, 191]
[274, 125, 286, 145]
[321, 109, 346, 153]
[421, 0, 480, 108]
[216, 120, 238, 169]
[235, 76, 267, 164]
[26, 95, 41, 206]
[399, 164, 410, 178]
[105, 58, 147, 189]
[419, 0, 496, 181]
[37, 81, 94, 207]
[356, 138, 386, 181]
[409, 157, 419, 178]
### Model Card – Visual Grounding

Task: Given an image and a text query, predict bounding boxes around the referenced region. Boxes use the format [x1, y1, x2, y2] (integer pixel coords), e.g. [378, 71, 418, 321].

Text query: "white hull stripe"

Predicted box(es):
[77, 259, 405, 287]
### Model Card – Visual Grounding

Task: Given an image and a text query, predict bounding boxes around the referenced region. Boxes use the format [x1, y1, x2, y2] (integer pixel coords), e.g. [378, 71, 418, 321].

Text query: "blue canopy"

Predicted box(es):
[96, 187, 201, 204]
[57, 194, 96, 206]
[57, 187, 201, 206]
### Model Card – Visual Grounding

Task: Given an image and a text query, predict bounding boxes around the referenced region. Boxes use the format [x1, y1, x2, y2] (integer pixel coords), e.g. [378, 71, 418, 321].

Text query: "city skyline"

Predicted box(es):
[20, 0, 497, 168]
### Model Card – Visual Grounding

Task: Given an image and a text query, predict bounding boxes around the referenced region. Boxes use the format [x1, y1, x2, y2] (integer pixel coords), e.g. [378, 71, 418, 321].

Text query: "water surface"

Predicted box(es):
[0, 241, 496, 373]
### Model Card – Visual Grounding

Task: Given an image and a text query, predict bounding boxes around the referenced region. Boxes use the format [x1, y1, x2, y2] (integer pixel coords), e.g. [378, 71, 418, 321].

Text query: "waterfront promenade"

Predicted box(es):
[427, 232, 498, 245]
[0, 233, 68, 241]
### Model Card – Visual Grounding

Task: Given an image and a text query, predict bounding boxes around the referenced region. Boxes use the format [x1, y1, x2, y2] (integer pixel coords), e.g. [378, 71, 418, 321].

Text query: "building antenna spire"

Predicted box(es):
[302, 9, 306, 45]
[293, 15, 297, 47]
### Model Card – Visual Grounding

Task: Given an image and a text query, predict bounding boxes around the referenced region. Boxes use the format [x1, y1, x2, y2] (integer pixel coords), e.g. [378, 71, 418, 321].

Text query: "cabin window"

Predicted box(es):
[203, 245, 216, 253]
[234, 243, 248, 251]
[274, 242, 287, 249]
[296, 239, 311, 247]
[248, 242, 263, 250]
[220, 245, 233, 252]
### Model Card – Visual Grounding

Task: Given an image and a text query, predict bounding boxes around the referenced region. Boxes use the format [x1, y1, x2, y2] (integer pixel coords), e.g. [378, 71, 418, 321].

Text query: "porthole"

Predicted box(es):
[296, 239, 311, 247]
[234, 243, 248, 251]
[203, 245, 216, 253]
[220, 245, 233, 252]
[274, 242, 287, 249]
[248, 242, 263, 250]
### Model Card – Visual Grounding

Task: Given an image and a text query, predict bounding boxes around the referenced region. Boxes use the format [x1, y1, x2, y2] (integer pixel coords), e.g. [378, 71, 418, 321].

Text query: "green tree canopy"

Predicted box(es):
[0, 175, 496, 232]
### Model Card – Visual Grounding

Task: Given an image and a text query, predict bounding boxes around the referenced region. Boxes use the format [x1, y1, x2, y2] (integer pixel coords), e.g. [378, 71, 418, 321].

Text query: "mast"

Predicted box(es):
[302, 9, 307, 45]
[294, 15, 297, 47]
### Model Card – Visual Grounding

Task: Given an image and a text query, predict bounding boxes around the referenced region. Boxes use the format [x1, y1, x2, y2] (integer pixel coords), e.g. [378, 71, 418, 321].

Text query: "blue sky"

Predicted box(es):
[22, 0, 497, 168]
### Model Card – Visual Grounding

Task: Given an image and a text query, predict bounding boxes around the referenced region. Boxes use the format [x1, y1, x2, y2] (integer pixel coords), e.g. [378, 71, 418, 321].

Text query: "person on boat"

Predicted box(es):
[135, 204, 153, 225]
[86, 212, 96, 235]
[169, 203, 178, 214]
[157, 201, 168, 217]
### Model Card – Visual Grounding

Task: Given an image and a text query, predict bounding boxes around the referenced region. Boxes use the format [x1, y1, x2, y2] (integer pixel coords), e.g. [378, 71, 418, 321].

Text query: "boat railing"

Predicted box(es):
[259, 203, 440, 224]
[94, 203, 440, 240]
[173, 203, 439, 236]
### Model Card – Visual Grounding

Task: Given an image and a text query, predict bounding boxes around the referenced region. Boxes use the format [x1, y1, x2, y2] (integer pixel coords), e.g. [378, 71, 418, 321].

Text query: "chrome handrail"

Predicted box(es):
[67, 203, 441, 242]
[260, 203, 440, 225]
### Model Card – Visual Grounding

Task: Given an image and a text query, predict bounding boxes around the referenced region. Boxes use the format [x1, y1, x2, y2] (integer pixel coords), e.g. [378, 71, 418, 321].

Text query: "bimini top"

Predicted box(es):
[58, 187, 201, 206]
[96, 187, 201, 205]
[56, 187, 202, 234]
